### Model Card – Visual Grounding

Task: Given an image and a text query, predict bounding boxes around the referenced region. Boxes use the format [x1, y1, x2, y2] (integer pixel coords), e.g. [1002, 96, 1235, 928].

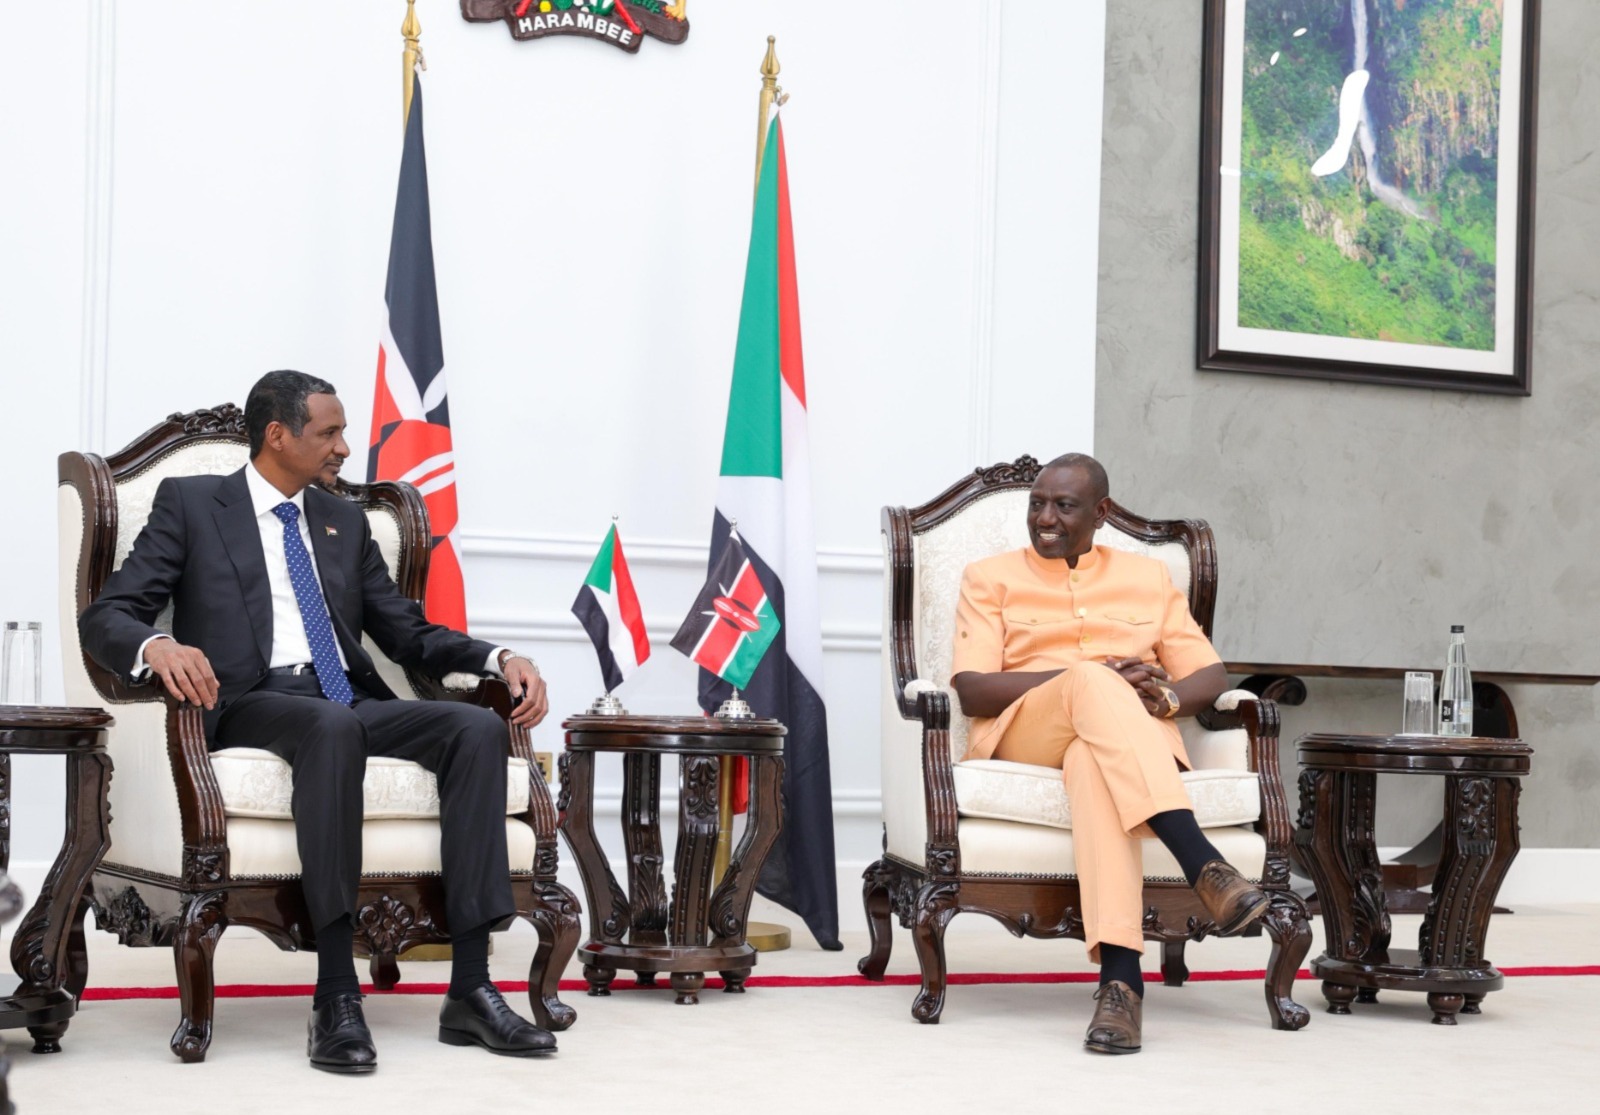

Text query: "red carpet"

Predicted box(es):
[79, 965, 1600, 1002]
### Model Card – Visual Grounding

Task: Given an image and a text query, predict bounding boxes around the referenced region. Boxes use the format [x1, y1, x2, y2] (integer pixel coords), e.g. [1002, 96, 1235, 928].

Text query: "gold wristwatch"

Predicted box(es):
[1156, 684, 1180, 718]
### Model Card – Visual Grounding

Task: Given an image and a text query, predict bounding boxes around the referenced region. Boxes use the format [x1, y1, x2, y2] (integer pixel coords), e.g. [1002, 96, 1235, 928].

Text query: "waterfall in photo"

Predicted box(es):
[1312, 0, 1426, 219]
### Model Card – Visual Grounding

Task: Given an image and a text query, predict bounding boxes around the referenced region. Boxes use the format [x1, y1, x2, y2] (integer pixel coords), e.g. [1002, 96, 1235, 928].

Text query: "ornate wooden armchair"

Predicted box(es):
[858, 456, 1312, 1029]
[56, 405, 581, 1062]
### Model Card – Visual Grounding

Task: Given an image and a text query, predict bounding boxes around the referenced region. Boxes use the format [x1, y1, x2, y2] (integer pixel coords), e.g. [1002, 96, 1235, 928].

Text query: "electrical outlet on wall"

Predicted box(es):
[534, 751, 554, 784]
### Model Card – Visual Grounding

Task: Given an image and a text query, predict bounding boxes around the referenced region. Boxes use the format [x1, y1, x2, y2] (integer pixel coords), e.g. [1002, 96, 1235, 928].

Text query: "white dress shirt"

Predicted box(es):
[134, 462, 513, 679]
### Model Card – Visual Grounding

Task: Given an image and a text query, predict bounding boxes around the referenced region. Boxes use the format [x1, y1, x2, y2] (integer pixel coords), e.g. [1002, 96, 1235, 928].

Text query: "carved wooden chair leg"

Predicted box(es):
[857, 859, 895, 982]
[525, 881, 581, 1031]
[1160, 939, 1190, 987]
[24, 1020, 68, 1056]
[170, 892, 227, 1063]
[368, 951, 401, 991]
[1260, 891, 1311, 1031]
[910, 882, 958, 1024]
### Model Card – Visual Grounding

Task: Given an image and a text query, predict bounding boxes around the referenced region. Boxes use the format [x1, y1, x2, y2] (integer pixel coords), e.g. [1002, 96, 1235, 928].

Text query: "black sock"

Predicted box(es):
[1145, 808, 1223, 887]
[1099, 944, 1144, 998]
[448, 921, 493, 1000]
[313, 916, 361, 1009]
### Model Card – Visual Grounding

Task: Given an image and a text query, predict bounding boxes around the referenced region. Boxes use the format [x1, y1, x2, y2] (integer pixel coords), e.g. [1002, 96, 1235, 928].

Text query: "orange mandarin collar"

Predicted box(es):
[1023, 542, 1103, 580]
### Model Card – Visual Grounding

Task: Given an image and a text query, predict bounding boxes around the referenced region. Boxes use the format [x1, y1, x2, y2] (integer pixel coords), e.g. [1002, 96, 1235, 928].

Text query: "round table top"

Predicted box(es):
[562, 713, 786, 754]
[1297, 732, 1531, 775]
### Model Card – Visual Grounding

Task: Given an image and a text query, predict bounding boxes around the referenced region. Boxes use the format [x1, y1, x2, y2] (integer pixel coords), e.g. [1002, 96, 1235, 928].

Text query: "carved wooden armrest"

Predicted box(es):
[161, 693, 231, 887]
[1200, 691, 1295, 886]
[915, 688, 962, 875]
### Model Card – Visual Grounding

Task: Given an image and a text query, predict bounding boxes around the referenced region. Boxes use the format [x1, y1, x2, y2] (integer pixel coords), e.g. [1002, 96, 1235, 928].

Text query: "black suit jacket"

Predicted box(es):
[79, 467, 496, 742]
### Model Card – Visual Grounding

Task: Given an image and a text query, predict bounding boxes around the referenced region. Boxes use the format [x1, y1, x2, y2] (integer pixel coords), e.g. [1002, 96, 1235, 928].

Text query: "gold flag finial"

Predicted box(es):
[402, 0, 426, 129]
[754, 36, 786, 196]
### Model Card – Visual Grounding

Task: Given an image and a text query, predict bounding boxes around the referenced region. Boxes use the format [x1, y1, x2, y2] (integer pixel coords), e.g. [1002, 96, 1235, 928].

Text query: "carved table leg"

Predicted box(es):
[1420, 777, 1520, 982]
[1427, 992, 1464, 1025]
[1161, 939, 1190, 988]
[1356, 987, 1379, 1004]
[1322, 982, 1357, 1015]
[707, 754, 783, 951]
[526, 880, 580, 1030]
[622, 754, 668, 947]
[584, 965, 616, 996]
[1261, 891, 1311, 1030]
[670, 971, 705, 1006]
[857, 859, 897, 982]
[634, 972, 657, 987]
[64, 897, 92, 1001]
[1461, 992, 1485, 1015]
[558, 751, 630, 947]
[719, 968, 750, 993]
[666, 755, 721, 1003]
[169, 891, 227, 1063]
[11, 750, 112, 1054]
[910, 881, 958, 1024]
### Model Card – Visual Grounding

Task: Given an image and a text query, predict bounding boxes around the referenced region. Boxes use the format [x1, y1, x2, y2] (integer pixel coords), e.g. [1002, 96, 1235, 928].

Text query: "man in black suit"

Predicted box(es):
[81, 370, 555, 1072]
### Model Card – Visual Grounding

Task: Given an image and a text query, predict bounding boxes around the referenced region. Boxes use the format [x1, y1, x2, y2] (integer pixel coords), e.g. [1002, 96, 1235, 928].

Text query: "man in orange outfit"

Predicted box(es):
[950, 453, 1268, 1055]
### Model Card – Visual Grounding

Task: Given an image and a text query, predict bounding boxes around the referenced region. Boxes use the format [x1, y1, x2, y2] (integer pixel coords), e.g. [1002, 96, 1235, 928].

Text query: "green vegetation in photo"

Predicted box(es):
[1237, 0, 1502, 350]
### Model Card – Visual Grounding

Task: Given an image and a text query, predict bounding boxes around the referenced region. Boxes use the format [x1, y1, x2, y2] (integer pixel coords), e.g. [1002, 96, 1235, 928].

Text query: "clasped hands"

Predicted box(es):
[143, 638, 549, 727]
[1103, 655, 1176, 718]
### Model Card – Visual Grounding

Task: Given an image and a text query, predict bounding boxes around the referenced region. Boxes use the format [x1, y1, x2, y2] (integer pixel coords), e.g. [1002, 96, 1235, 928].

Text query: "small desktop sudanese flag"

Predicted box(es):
[669, 528, 780, 691]
[571, 524, 650, 693]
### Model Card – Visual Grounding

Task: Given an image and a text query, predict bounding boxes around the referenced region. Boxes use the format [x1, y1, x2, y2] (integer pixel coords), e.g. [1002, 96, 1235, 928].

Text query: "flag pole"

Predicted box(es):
[402, 0, 425, 129]
[713, 41, 793, 953]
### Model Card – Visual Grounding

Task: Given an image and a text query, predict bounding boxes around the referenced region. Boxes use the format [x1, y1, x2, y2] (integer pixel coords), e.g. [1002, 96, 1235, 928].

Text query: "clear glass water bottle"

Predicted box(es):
[1437, 625, 1473, 736]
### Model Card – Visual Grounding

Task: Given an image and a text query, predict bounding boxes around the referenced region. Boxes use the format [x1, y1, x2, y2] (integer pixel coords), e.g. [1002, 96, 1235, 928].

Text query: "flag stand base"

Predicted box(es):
[746, 921, 791, 952]
[588, 694, 628, 715]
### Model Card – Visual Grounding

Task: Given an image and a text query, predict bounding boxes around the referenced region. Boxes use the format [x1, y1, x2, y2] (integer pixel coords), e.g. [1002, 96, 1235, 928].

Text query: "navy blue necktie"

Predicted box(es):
[271, 501, 355, 706]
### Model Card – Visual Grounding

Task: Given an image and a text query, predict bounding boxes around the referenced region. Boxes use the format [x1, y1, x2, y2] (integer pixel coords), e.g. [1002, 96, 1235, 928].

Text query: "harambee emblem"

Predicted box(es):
[461, 0, 690, 54]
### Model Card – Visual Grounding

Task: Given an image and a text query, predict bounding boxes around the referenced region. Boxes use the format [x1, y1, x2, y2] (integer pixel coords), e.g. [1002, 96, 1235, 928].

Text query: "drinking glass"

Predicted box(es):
[1400, 670, 1433, 735]
[2, 621, 43, 705]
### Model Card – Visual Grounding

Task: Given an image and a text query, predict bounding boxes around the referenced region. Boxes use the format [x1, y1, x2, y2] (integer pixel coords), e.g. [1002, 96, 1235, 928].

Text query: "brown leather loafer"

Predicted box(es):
[1084, 980, 1142, 1054]
[1194, 858, 1270, 935]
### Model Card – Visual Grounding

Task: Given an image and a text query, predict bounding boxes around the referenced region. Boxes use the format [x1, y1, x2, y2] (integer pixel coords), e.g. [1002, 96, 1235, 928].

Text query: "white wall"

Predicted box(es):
[0, 0, 1103, 926]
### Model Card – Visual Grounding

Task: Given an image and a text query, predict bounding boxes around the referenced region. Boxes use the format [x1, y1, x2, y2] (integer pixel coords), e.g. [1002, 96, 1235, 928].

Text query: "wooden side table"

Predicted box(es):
[1294, 732, 1531, 1025]
[559, 714, 784, 1005]
[0, 706, 113, 1053]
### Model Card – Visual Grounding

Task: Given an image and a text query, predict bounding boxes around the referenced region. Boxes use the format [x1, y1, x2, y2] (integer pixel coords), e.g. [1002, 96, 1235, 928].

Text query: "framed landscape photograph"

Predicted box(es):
[1198, 0, 1541, 395]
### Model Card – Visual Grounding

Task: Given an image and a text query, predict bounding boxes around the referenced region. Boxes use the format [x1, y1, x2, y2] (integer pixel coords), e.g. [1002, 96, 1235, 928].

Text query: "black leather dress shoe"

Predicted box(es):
[439, 984, 557, 1056]
[307, 993, 377, 1074]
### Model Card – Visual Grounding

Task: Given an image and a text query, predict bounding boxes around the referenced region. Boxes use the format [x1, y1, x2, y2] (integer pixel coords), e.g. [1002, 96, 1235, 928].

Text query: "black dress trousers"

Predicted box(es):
[215, 674, 515, 935]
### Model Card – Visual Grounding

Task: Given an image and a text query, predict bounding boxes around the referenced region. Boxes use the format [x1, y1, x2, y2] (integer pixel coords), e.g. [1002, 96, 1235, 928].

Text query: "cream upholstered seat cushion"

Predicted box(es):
[956, 817, 1266, 883]
[211, 748, 532, 820]
[226, 817, 539, 877]
[952, 759, 1261, 831]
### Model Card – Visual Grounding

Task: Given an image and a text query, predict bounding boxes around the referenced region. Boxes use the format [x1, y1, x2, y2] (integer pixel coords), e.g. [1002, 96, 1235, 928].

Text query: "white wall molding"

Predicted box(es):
[459, 530, 882, 575]
[77, 0, 116, 453]
[470, 614, 882, 653]
[966, 0, 1003, 466]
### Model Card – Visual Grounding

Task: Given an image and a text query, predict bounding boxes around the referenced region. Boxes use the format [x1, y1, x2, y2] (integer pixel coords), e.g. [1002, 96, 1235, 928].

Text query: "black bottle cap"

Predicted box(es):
[1451, 625, 1465, 633]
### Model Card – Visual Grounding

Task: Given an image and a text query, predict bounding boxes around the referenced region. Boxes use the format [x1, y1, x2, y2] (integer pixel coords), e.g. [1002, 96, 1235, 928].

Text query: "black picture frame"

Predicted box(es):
[1198, 0, 1540, 395]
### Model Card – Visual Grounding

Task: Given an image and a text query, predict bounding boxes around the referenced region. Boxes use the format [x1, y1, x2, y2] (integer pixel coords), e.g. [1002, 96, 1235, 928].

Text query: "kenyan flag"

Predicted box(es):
[669, 528, 778, 691]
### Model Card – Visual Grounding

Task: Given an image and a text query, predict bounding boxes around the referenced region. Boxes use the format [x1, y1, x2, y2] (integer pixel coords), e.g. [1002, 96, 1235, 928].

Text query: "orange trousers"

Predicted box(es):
[992, 662, 1193, 961]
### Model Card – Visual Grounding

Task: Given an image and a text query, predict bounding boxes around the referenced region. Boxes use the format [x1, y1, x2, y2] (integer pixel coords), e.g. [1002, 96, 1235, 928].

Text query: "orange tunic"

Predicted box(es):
[949, 544, 1221, 764]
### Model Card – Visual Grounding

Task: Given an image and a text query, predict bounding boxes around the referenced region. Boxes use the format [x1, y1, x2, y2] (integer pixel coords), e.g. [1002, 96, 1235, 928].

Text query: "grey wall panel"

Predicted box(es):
[1094, 0, 1600, 848]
